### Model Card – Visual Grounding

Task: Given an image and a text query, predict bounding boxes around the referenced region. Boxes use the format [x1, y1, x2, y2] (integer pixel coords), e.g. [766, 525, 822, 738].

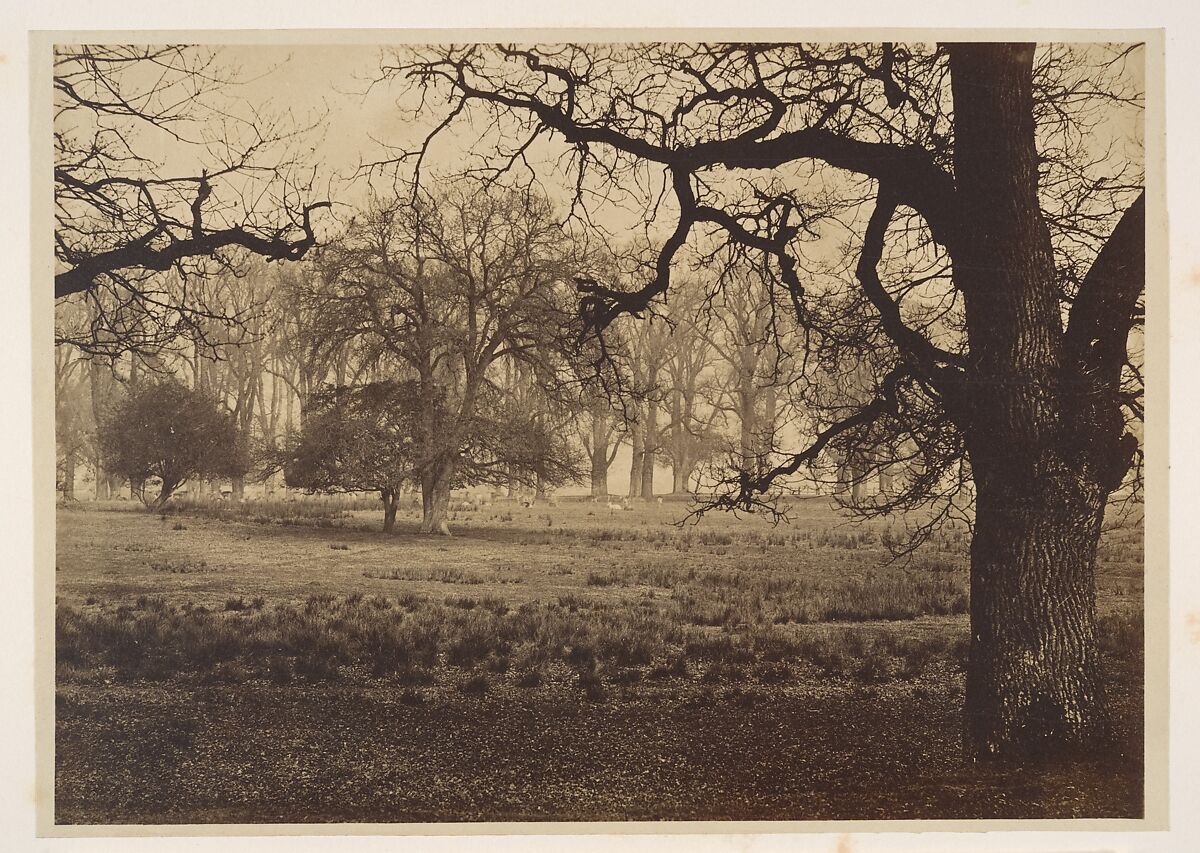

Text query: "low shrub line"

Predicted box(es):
[56, 592, 1008, 695]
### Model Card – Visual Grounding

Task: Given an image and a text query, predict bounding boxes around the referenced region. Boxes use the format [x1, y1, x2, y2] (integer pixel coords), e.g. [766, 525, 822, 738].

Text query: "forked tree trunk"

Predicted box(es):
[640, 458, 655, 500]
[152, 478, 181, 509]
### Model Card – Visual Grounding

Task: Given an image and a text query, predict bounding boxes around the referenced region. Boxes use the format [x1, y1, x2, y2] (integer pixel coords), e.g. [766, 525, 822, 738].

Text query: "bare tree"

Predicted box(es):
[54, 45, 331, 357]
[54, 345, 90, 500]
[389, 41, 1145, 758]
[307, 181, 579, 534]
[659, 280, 720, 494]
[623, 316, 671, 500]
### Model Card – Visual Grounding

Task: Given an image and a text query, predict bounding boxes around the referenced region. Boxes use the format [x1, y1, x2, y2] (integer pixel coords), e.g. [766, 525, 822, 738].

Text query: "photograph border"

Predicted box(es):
[26, 22, 1171, 844]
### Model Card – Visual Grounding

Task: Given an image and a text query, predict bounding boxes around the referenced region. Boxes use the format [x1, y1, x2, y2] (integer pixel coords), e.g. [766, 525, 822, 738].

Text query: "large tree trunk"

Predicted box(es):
[738, 380, 757, 473]
[419, 462, 454, 536]
[671, 463, 688, 496]
[949, 43, 1131, 758]
[966, 458, 1108, 758]
[381, 487, 400, 533]
[640, 400, 657, 499]
[759, 383, 777, 473]
[92, 457, 110, 501]
[231, 475, 245, 501]
[88, 360, 114, 501]
[589, 407, 611, 499]
[590, 460, 609, 499]
[61, 455, 76, 500]
[627, 416, 644, 500]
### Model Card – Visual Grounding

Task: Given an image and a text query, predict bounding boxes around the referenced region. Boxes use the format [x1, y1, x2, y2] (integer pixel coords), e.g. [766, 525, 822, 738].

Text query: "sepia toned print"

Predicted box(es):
[49, 37, 1151, 826]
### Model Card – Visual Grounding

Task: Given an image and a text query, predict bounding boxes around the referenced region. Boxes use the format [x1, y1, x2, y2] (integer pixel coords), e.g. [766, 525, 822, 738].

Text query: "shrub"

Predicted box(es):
[447, 616, 507, 668]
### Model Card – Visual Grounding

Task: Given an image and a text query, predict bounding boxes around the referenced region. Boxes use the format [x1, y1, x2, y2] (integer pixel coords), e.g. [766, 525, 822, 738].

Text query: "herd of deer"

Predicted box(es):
[604, 497, 664, 511]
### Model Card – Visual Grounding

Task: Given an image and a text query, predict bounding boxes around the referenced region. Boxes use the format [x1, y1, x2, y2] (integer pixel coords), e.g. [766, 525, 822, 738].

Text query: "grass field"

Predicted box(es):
[53, 496, 1145, 823]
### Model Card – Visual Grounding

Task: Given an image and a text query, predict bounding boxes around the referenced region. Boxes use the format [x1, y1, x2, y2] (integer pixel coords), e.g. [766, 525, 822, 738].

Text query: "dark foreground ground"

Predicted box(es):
[54, 499, 1145, 823]
[56, 674, 1142, 823]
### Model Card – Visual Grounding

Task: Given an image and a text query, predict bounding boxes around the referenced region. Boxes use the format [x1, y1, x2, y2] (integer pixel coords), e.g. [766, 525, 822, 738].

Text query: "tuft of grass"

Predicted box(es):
[460, 673, 489, 696]
[1098, 608, 1143, 662]
[364, 567, 487, 585]
[149, 559, 214, 574]
[700, 662, 747, 684]
[585, 571, 622, 587]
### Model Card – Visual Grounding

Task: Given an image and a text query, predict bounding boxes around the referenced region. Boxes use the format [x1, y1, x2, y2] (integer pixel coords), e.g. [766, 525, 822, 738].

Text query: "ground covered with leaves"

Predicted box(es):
[53, 498, 1145, 823]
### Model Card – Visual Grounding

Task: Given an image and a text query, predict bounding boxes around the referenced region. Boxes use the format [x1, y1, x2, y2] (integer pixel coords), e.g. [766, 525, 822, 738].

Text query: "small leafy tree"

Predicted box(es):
[98, 379, 245, 507]
[285, 381, 421, 532]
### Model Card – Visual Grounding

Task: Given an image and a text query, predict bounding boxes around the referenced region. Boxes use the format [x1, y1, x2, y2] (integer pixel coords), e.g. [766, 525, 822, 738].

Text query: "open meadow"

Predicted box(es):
[53, 495, 1145, 823]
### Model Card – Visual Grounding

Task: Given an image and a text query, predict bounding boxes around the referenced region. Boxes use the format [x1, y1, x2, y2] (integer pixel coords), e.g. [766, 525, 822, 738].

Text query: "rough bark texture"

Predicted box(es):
[966, 462, 1107, 757]
[948, 43, 1129, 758]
